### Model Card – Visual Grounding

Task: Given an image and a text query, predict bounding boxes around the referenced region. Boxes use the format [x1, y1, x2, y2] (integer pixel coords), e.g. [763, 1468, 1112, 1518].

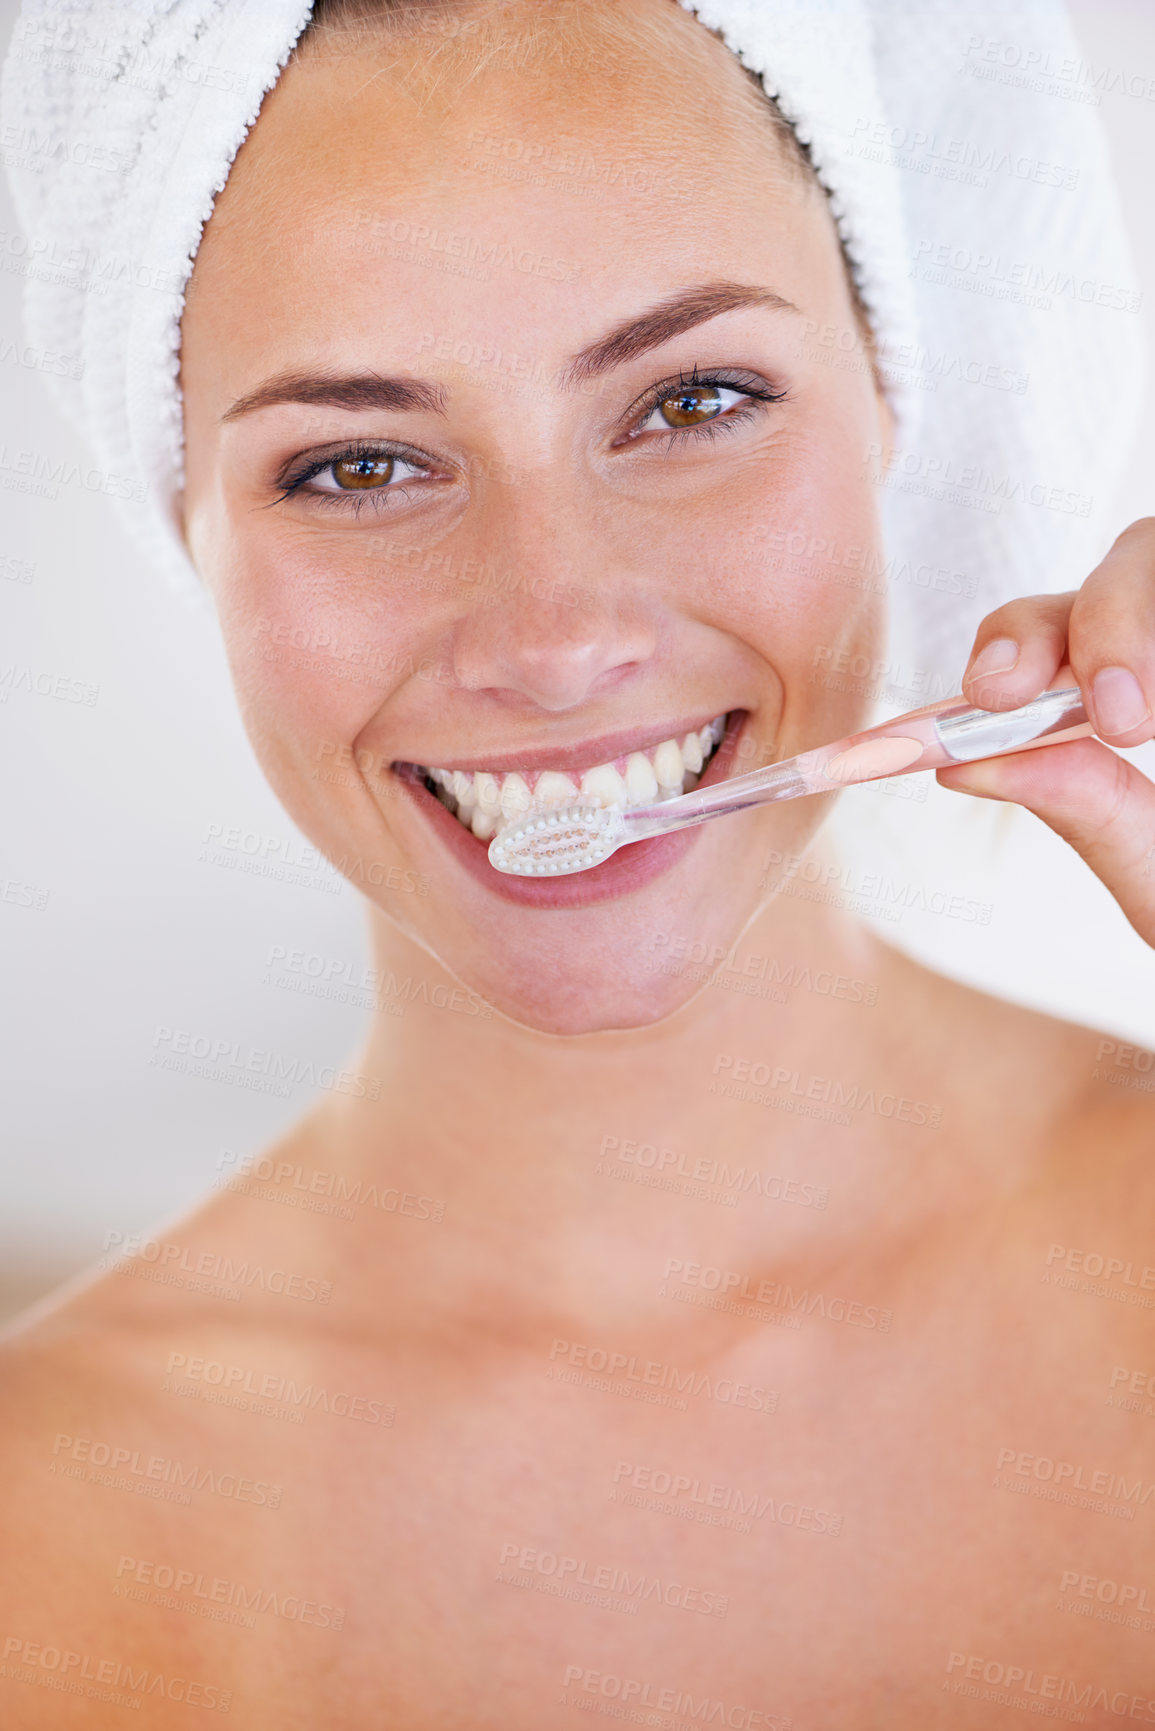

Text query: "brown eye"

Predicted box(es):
[657, 384, 725, 428]
[331, 455, 396, 489]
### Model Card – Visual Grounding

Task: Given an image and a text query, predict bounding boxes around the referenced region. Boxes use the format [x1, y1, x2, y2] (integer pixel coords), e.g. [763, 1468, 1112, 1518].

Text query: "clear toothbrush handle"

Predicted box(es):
[927, 680, 1089, 762]
[621, 670, 1093, 839]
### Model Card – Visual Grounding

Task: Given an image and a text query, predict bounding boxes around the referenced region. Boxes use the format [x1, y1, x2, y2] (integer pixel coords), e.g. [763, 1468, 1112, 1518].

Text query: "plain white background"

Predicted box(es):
[2, 0, 1154, 1320]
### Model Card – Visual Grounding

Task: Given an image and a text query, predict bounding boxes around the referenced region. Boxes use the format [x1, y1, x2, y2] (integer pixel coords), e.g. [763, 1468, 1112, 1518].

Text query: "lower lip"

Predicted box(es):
[393, 715, 747, 909]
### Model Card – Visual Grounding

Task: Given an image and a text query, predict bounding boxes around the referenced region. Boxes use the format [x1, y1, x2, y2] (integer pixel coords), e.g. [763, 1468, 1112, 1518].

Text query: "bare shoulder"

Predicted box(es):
[0, 1182, 344, 1535]
[0, 1248, 341, 1727]
[0, 1301, 215, 1721]
[874, 931, 1155, 1188]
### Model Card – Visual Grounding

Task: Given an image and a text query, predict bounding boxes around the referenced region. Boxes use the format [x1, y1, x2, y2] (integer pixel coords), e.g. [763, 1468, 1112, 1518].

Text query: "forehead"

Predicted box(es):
[290, 0, 797, 157]
[184, 0, 835, 387]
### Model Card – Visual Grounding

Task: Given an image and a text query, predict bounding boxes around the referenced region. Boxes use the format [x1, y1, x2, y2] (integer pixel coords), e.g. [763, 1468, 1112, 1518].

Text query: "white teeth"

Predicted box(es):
[534, 771, 579, 805]
[580, 762, 629, 808]
[499, 773, 532, 821]
[421, 713, 728, 839]
[652, 738, 684, 789]
[624, 751, 659, 804]
[474, 772, 502, 815]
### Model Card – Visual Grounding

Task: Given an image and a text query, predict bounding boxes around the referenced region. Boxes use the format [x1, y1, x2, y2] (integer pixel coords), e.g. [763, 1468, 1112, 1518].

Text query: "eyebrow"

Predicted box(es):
[560, 280, 800, 387]
[220, 281, 799, 421]
[221, 372, 446, 422]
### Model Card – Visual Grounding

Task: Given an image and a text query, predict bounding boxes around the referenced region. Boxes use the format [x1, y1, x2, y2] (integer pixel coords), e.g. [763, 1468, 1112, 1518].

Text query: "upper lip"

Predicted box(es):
[392, 711, 736, 777]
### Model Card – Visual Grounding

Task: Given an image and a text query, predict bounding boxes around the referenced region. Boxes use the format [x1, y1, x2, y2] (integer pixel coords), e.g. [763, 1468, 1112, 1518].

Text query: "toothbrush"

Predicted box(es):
[487, 669, 1094, 877]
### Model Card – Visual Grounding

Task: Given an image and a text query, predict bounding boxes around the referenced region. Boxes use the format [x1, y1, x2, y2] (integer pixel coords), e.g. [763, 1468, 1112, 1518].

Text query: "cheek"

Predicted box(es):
[208, 541, 405, 800]
[647, 416, 884, 694]
[755, 459, 884, 668]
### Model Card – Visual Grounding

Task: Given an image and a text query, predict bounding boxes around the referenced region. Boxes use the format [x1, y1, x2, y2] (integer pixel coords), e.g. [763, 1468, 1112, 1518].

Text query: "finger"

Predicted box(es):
[1067, 518, 1155, 749]
[938, 737, 1155, 947]
[960, 592, 1074, 713]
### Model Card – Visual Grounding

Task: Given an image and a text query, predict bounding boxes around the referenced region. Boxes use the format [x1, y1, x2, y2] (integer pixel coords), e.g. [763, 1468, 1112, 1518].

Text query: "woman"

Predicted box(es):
[2, 0, 1154, 1722]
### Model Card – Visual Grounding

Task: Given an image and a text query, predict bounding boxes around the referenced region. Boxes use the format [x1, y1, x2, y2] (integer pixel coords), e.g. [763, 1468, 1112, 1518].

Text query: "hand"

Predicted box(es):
[936, 518, 1155, 947]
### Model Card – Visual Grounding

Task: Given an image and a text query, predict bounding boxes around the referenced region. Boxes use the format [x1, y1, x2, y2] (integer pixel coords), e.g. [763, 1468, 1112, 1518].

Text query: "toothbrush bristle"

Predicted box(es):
[488, 802, 622, 877]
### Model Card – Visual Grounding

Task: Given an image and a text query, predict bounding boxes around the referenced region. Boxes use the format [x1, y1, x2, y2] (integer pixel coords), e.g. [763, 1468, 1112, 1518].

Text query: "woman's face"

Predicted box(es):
[180, 0, 892, 1035]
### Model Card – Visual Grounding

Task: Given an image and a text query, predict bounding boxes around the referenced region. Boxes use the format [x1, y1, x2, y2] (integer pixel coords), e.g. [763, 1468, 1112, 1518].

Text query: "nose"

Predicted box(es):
[449, 491, 657, 713]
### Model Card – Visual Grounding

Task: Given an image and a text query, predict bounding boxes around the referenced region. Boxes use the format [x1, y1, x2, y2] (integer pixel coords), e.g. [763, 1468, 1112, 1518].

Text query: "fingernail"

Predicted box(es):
[968, 638, 1019, 680]
[1092, 666, 1151, 736]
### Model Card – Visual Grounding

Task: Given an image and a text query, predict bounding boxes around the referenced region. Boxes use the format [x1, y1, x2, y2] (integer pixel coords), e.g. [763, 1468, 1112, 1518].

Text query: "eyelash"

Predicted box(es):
[274, 440, 435, 514]
[274, 368, 789, 512]
[622, 367, 789, 453]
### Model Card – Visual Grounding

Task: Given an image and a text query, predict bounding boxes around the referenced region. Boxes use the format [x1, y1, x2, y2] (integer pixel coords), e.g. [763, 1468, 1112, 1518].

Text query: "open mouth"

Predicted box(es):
[401, 715, 729, 842]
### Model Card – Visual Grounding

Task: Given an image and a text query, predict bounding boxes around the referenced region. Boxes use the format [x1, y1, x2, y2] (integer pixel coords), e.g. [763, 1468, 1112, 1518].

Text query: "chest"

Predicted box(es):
[216, 1274, 1155, 1728]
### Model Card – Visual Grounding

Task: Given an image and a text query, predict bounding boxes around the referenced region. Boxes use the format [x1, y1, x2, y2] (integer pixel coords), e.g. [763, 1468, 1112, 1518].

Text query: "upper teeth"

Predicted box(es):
[422, 715, 727, 841]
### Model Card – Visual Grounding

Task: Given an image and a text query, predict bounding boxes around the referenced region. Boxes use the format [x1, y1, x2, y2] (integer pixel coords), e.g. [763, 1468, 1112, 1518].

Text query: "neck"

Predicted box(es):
[296, 884, 968, 1344]
[355, 880, 889, 1146]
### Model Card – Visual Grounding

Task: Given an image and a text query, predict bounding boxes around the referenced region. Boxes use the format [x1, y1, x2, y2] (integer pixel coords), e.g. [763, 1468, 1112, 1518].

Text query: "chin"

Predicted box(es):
[392, 822, 780, 1037]
[464, 926, 729, 1037]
